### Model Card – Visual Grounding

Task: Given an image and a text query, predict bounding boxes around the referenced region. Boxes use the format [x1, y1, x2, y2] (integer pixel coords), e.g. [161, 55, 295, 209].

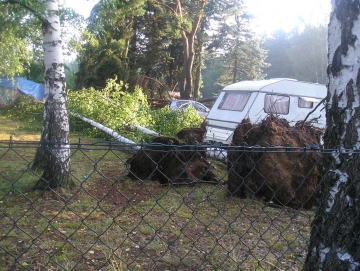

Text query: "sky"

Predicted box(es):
[245, 0, 331, 35]
[62, 0, 332, 35]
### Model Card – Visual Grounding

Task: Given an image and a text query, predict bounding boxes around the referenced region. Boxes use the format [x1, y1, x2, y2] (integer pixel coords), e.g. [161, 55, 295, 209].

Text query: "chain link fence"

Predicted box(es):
[0, 139, 345, 270]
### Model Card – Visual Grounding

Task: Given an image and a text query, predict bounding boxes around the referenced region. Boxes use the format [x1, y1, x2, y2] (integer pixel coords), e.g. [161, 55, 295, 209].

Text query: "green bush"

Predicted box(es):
[2, 78, 204, 142]
[149, 106, 204, 136]
[0, 95, 43, 132]
[68, 77, 204, 142]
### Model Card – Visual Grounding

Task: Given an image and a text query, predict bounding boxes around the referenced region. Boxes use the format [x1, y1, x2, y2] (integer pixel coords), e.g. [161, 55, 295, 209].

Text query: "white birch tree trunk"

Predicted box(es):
[70, 112, 141, 147]
[33, 0, 73, 189]
[304, 1, 360, 269]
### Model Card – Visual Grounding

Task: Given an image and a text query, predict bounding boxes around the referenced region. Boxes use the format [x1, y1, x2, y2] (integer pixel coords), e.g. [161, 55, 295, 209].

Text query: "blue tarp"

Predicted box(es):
[0, 77, 45, 100]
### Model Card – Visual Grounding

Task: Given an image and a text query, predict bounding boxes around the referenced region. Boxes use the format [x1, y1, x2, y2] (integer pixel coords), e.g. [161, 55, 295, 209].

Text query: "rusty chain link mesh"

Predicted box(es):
[0, 139, 348, 270]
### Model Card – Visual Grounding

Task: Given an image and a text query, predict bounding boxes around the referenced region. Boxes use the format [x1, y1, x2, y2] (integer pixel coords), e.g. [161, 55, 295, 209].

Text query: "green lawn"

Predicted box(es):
[0, 108, 315, 270]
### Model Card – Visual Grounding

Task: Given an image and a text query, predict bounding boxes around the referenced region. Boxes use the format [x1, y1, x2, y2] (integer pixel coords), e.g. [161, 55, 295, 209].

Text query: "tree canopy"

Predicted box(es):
[74, 0, 267, 98]
[0, 2, 39, 78]
[263, 24, 328, 84]
[0, 0, 82, 83]
[206, 0, 267, 84]
[2, 0, 329, 98]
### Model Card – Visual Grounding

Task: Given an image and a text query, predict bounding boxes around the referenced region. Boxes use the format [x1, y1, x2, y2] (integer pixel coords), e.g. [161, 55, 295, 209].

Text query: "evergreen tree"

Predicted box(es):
[263, 30, 295, 79]
[287, 24, 328, 84]
[207, 0, 267, 85]
[264, 25, 328, 84]
[76, 0, 146, 89]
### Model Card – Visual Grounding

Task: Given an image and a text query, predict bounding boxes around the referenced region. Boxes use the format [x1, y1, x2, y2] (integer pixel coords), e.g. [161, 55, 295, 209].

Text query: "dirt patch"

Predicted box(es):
[39, 173, 163, 206]
[85, 179, 163, 205]
[228, 116, 323, 209]
[127, 128, 218, 185]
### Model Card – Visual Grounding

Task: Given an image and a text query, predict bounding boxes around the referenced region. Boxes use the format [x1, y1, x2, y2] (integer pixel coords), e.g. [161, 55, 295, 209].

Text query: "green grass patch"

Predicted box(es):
[0, 114, 316, 270]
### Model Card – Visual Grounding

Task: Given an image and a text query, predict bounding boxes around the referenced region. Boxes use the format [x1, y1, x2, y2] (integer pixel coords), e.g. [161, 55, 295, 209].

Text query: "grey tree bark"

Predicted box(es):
[303, 1, 360, 270]
[32, 0, 73, 189]
[178, 0, 206, 99]
[154, 0, 206, 99]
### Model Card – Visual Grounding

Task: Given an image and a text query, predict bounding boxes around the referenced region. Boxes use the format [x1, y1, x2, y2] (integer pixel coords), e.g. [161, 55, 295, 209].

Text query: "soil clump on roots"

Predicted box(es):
[127, 128, 217, 185]
[227, 116, 323, 209]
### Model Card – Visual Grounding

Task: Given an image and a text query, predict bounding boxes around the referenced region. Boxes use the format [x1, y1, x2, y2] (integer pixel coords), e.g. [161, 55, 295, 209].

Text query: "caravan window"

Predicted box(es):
[264, 94, 290, 114]
[298, 97, 314, 108]
[218, 93, 251, 111]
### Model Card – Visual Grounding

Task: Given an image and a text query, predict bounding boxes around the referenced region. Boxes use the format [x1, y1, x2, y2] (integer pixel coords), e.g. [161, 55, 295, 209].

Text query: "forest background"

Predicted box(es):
[0, 0, 329, 100]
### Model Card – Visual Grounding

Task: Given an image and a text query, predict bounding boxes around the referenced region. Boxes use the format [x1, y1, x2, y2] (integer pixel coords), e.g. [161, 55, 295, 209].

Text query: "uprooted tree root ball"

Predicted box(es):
[227, 116, 324, 209]
[127, 128, 218, 185]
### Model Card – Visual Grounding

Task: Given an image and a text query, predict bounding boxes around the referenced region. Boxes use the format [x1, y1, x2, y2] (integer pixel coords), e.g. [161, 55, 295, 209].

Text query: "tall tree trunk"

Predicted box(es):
[168, 44, 176, 91]
[32, 0, 73, 190]
[193, 19, 205, 100]
[176, 0, 206, 99]
[153, 0, 206, 99]
[304, 1, 360, 270]
[180, 31, 195, 99]
[232, 52, 238, 83]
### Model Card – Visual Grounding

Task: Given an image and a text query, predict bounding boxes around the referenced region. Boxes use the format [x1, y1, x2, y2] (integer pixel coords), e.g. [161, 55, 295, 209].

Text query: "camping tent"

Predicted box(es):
[0, 77, 45, 105]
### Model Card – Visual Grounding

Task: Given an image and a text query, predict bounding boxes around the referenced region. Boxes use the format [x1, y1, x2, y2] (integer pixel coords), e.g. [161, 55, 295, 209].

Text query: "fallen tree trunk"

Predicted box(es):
[70, 112, 139, 148]
[131, 125, 161, 136]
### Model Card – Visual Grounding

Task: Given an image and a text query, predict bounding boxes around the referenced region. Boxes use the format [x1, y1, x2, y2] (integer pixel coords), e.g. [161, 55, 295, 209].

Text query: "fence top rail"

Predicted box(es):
[1, 139, 359, 154]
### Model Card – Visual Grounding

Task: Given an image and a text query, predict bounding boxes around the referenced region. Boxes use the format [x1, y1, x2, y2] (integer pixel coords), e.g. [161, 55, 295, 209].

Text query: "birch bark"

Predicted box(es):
[304, 1, 360, 269]
[32, 0, 73, 189]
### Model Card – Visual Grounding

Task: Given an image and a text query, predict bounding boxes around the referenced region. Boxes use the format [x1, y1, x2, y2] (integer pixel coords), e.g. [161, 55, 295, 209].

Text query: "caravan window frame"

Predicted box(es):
[264, 94, 290, 115]
[298, 97, 314, 108]
[217, 92, 251, 112]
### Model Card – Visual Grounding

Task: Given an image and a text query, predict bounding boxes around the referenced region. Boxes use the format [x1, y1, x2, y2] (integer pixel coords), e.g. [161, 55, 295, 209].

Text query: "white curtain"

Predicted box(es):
[218, 93, 251, 111]
[298, 97, 314, 108]
[264, 95, 290, 114]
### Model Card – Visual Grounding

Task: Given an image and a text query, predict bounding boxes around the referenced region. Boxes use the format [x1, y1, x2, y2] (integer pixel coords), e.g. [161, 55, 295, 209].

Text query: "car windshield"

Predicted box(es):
[177, 101, 192, 109]
[194, 102, 208, 112]
[171, 101, 208, 115]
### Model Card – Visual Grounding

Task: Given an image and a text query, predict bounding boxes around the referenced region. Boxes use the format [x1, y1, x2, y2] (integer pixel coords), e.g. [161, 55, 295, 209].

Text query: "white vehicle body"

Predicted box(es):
[204, 78, 327, 144]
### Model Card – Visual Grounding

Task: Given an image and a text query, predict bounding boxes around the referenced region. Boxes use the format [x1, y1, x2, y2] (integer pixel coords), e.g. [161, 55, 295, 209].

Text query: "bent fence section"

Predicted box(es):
[0, 140, 352, 270]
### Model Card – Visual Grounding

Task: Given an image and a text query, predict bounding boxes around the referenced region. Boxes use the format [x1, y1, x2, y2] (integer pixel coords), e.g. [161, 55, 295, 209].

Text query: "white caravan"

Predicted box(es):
[204, 78, 327, 144]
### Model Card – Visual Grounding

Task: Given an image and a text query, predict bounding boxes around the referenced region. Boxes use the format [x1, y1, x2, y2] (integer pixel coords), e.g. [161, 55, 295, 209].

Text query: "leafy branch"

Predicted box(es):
[3, 0, 47, 24]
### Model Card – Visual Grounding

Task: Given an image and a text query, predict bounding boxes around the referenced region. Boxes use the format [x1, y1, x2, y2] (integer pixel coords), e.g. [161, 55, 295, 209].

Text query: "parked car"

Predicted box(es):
[168, 100, 210, 117]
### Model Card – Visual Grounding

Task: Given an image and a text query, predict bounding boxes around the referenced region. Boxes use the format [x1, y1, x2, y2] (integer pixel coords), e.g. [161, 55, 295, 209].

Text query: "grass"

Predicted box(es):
[0, 109, 315, 270]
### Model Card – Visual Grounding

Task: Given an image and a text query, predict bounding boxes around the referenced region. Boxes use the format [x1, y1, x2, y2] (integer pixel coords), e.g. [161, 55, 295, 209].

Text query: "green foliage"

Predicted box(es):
[286, 25, 328, 84]
[75, 37, 131, 89]
[64, 60, 78, 90]
[0, 95, 43, 132]
[263, 30, 296, 79]
[75, 0, 265, 98]
[0, 3, 33, 77]
[206, 0, 268, 85]
[263, 25, 327, 84]
[201, 57, 224, 97]
[68, 77, 203, 141]
[2, 78, 203, 141]
[149, 106, 204, 137]
[0, 0, 85, 83]
[69, 115, 109, 138]
[75, 0, 147, 89]
[69, 78, 151, 130]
